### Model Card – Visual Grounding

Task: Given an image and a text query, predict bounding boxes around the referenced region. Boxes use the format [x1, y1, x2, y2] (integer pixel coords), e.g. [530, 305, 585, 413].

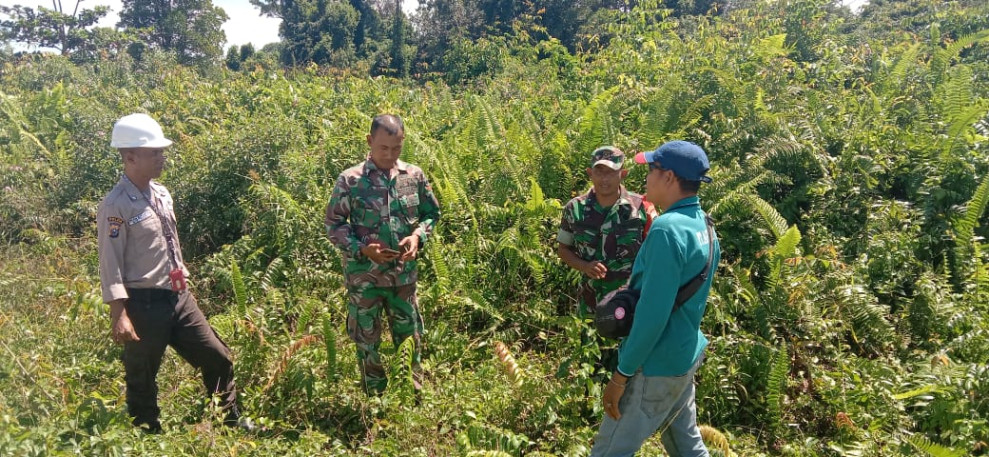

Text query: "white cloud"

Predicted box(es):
[213, 0, 279, 48]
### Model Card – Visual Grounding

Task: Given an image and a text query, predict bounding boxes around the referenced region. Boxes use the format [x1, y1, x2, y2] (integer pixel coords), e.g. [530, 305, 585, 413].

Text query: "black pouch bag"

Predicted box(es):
[594, 215, 715, 339]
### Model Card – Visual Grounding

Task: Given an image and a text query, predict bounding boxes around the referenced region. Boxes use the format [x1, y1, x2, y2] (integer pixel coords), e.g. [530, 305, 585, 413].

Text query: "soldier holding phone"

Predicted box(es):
[325, 114, 441, 395]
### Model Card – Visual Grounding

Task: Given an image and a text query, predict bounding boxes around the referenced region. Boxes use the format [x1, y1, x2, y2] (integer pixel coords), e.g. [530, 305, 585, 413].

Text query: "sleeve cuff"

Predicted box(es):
[102, 284, 129, 303]
[557, 229, 574, 245]
[417, 226, 428, 244]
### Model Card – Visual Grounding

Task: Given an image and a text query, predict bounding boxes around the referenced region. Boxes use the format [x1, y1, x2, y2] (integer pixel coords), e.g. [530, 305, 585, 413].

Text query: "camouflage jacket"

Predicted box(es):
[557, 187, 655, 288]
[325, 159, 441, 287]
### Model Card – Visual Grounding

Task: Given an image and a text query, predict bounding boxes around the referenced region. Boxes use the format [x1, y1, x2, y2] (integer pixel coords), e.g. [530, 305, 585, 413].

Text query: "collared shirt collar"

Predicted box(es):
[665, 195, 701, 212]
[616, 186, 632, 207]
[120, 174, 164, 202]
[586, 186, 632, 209]
[364, 158, 409, 175]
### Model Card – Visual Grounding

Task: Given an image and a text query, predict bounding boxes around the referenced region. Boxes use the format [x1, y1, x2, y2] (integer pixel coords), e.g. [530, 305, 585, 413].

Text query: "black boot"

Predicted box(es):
[133, 418, 163, 434]
[224, 407, 261, 433]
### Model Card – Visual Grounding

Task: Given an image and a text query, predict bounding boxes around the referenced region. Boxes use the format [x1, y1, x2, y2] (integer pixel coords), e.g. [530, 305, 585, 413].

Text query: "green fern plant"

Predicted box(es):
[456, 421, 531, 456]
[950, 172, 989, 286]
[881, 43, 922, 96]
[636, 81, 715, 148]
[231, 260, 248, 319]
[388, 336, 418, 404]
[765, 344, 789, 440]
[425, 234, 452, 297]
[905, 434, 966, 457]
[747, 195, 790, 242]
[0, 91, 51, 157]
[838, 283, 896, 354]
[573, 86, 620, 156]
[929, 30, 989, 88]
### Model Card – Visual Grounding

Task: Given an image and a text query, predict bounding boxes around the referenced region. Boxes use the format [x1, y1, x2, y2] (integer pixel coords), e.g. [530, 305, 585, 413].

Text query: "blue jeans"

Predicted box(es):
[590, 357, 708, 457]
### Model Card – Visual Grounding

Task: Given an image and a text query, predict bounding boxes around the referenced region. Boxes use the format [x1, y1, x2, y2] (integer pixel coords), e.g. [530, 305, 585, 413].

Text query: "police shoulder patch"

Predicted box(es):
[107, 217, 124, 238]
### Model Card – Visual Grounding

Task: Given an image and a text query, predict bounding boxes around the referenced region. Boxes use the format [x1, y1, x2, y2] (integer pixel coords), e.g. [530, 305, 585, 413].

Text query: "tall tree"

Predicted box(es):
[659, 0, 722, 16]
[118, 0, 229, 67]
[412, 0, 649, 63]
[225, 44, 241, 70]
[349, 0, 381, 52]
[239, 42, 255, 61]
[389, 0, 409, 77]
[412, 0, 482, 70]
[858, 0, 989, 41]
[0, 1, 109, 56]
[252, 0, 373, 66]
[478, 0, 519, 33]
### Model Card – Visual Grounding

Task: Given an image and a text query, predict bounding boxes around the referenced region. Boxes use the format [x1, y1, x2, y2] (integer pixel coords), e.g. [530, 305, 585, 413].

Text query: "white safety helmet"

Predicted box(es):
[110, 113, 173, 148]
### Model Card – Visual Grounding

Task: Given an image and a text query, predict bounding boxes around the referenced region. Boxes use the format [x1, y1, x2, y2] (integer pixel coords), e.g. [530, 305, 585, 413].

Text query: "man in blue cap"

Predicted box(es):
[591, 140, 720, 457]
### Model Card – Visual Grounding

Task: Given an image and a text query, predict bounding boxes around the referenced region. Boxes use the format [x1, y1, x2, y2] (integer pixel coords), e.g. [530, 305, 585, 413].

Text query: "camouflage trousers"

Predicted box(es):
[346, 282, 424, 395]
[578, 277, 628, 374]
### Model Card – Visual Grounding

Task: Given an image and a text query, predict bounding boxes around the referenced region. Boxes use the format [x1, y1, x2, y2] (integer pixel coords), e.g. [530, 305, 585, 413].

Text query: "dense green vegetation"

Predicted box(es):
[2, 0, 988, 455]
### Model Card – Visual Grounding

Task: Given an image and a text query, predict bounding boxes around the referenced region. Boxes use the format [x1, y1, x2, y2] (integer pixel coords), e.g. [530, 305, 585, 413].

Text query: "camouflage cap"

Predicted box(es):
[590, 146, 625, 170]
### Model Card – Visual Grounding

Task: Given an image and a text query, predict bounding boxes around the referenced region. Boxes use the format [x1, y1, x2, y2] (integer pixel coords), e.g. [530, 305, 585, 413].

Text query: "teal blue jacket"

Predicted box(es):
[617, 196, 720, 377]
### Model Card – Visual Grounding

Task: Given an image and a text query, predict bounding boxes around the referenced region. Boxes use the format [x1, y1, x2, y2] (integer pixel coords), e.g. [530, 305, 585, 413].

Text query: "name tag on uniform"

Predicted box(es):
[396, 176, 417, 196]
[128, 210, 153, 226]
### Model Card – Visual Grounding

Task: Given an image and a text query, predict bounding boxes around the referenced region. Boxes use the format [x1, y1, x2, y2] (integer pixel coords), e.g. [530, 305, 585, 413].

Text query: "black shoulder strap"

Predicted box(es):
[671, 214, 715, 314]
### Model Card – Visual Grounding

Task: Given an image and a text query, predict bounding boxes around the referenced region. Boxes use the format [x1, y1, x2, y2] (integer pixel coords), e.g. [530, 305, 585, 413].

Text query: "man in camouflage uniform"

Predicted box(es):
[325, 114, 441, 395]
[558, 146, 656, 369]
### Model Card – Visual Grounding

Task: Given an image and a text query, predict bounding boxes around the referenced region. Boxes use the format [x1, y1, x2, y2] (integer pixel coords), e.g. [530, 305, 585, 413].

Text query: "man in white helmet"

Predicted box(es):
[97, 113, 250, 433]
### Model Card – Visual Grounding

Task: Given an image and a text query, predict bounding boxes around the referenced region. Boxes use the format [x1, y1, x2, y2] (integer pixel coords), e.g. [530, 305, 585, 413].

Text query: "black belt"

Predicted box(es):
[126, 287, 179, 302]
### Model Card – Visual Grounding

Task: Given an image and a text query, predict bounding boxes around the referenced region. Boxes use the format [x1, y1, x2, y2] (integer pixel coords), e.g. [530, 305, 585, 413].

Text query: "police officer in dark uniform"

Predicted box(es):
[97, 113, 250, 433]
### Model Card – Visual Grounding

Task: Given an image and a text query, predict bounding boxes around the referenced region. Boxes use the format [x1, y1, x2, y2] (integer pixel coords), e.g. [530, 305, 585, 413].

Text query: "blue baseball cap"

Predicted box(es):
[634, 140, 712, 183]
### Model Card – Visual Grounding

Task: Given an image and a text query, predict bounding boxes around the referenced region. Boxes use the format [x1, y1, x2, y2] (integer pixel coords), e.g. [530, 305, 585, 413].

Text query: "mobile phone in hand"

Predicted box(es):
[380, 248, 401, 256]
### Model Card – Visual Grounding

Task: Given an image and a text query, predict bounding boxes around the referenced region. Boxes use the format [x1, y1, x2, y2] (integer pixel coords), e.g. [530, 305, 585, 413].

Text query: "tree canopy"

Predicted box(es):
[118, 0, 229, 66]
[0, 1, 112, 58]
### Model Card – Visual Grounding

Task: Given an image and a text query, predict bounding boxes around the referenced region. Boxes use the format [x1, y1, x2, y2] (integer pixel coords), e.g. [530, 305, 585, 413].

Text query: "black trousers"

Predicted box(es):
[122, 288, 238, 426]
